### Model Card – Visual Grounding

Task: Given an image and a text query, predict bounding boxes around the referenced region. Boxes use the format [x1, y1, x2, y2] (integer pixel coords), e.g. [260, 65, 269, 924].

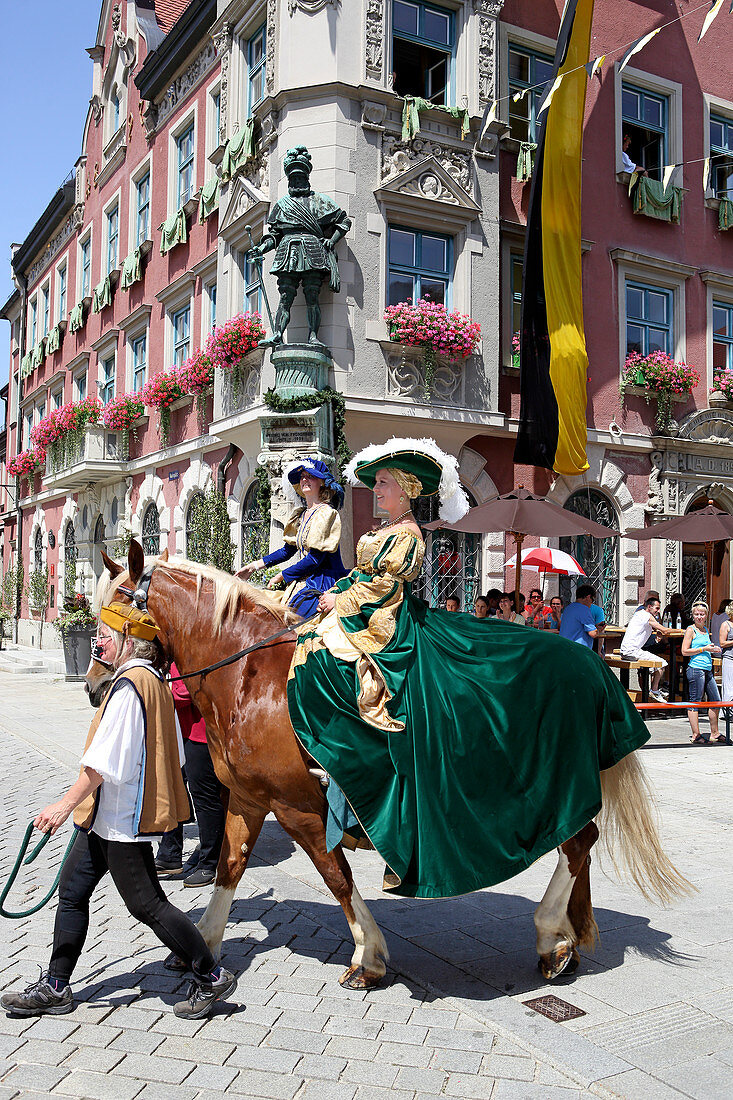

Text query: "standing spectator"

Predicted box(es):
[711, 597, 731, 645]
[619, 596, 672, 702]
[496, 594, 525, 624]
[681, 602, 723, 744]
[558, 584, 601, 648]
[622, 133, 647, 176]
[719, 602, 733, 707]
[155, 664, 226, 887]
[525, 588, 548, 628]
[474, 596, 489, 618]
[546, 596, 563, 632]
[662, 592, 690, 629]
[445, 596, 460, 613]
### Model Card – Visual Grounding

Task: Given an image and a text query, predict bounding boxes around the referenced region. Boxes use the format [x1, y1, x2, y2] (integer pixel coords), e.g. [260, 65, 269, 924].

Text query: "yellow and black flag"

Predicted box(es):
[514, 0, 595, 476]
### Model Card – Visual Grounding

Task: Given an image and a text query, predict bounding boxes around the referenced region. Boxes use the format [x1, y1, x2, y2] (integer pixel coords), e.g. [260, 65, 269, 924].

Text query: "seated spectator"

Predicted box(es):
[474, 595, 489, 618]
[486, 588, 503, 616]
[622, 133, 647, 177]
[525, 588, 549, 628]
[637, 589, 660, 613]
[558, 584, 601, 648]
[546, 595, 563, 632]
[445, 596, 460, 612]
[620, 596, 672, 702]
[496, 593, 525, 624]
[662, 592, 690, 629]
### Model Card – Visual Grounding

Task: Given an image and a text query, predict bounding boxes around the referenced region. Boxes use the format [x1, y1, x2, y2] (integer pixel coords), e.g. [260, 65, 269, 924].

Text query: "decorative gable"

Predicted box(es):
[219, 171, 269, 244]
[375, 154, 480, 230]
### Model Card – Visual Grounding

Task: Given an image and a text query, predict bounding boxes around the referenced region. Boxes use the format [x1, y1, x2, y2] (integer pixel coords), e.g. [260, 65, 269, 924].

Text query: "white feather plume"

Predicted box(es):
[345, 436, 469, 523]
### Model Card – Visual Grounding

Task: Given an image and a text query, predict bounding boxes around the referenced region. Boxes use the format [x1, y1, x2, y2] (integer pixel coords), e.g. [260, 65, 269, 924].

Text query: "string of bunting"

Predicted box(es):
[480, 0, 729, 144]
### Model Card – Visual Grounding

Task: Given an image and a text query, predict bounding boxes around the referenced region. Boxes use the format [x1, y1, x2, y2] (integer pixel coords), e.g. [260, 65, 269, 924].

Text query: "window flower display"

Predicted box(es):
[141, 370, 185, 445]
[620, 351, 700, 432]
[101, 393, 145, 455]
[384, 299, 481, 396]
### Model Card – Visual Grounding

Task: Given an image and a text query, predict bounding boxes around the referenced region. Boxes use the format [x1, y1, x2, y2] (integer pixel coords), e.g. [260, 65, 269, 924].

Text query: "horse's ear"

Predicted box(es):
[102, 551, 123, 579]
[127, 539, 145, 583]
[159, 548, 169, 562]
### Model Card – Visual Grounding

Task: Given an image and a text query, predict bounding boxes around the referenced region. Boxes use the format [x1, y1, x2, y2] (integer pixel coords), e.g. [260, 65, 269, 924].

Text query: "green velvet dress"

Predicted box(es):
[287, 528, 650, 899]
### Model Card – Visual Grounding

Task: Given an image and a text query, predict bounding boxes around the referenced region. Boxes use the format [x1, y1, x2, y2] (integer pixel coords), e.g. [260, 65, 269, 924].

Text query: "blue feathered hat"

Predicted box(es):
[282, 458, 345, 510]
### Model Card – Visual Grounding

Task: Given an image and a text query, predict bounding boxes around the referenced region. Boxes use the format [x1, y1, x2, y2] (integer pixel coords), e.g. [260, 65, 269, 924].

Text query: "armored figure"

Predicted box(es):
[250, 146, 351, 347]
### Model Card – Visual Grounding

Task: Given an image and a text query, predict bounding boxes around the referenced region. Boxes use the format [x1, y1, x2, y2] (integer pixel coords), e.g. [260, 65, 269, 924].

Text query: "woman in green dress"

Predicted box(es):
[287, 438, 650, 899]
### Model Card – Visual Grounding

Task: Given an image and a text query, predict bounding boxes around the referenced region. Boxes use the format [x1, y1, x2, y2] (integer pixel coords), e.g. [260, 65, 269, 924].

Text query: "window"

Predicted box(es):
[176, 123, 195, 209]
[132, 334, 147, 392]
[392, 0, 454, 105]
[621, 84, 667, 181]
[186, 492, 207, 561]
[213, 90, 221, 138]
[52, 390, 63, 410]
[100, 355, 115, 404]
[30, 298, 37, 345]
[560, 490, 619, 624]
[24, 412, 33, 448]
[172, 306, 191, 367]
[141, 503, 160, 556]
[57, 264, 67, 321]
[75, 372, 87, 401]
[387, 226, 451, 306]
[244, 255, 262, 314]
[41, 285, 50, 336]
[80, 237, 91, 299]
[63, 523, 77, 597]
[241, 481, 268, 564]
[625, 281, 672, 356]
[710, 115, 733, 200]
[508, 45, 554, 143]
[34, 530, 43, 574]
[510, 252, 523, 346]
[207, 282, 217, 332]
[713, 302, 733, 374]
[413, 489, 479, 608]
[106, 203, 119, 273]
[136, 171, 150, 245]
[248, 26, 266, 111]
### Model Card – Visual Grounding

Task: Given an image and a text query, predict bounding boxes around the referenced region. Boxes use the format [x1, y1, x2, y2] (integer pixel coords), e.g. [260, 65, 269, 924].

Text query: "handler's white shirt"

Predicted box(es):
[621, 609, 655, 653]
[80, 659, 184, 843]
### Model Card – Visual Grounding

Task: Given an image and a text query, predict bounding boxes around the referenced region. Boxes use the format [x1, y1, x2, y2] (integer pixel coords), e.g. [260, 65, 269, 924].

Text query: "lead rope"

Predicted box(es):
[0, 823, 77, 920]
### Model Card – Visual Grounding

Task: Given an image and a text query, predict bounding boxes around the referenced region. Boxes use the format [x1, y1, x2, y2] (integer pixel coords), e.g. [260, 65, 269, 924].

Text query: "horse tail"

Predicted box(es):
[598, 751, 695, 904]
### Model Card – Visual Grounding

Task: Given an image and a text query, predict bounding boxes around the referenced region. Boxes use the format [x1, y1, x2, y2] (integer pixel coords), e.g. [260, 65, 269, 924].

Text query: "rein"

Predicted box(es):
[0, 824, 77, 920]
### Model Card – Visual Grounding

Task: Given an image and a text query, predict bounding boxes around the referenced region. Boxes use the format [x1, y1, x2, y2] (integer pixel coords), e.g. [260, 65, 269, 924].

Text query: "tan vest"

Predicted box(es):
[74, 665, 192, 836]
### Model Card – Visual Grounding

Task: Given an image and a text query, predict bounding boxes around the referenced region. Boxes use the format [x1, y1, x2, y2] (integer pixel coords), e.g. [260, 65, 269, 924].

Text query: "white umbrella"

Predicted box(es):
[505, 547, 586, 576]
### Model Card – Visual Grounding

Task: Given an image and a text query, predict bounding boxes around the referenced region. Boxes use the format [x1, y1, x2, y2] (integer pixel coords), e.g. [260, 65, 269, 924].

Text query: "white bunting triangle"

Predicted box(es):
[628, 170, 639, 196]
[537, 74, 564, 118]
[479, 100, 498, 144]
[698, 0, 725, 41]
[703, 157, 711, 193]
[662, 163, 677, 191]
[512, 88, 529, 103]
[618, 28, 661, 72]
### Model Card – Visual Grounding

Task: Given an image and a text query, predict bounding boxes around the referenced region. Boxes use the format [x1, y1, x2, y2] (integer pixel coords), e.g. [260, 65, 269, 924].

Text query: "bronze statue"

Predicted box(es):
[249, 146, 351, 348]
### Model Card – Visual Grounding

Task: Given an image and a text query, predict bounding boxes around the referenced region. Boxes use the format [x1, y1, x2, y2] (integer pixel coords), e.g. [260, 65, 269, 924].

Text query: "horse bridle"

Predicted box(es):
[102, 561, 316, 682]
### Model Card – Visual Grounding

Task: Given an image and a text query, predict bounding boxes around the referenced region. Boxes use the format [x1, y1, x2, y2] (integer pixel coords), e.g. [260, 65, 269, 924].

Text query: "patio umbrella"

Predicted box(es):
[505, 547, 586, 576]
[626, 502, 733, 609]
[425, 487, 619, 606]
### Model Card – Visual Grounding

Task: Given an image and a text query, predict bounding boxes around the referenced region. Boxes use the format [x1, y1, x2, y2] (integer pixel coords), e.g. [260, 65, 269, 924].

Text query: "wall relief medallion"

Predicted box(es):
[288, 0, 339, 12]
[678, 407, 733, 445]
[381, 135, 471, 191]
[362, 100, 387, 131]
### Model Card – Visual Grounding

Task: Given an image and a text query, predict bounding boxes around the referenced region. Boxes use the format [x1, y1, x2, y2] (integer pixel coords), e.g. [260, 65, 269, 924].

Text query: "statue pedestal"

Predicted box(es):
[271, 342, 331, 397]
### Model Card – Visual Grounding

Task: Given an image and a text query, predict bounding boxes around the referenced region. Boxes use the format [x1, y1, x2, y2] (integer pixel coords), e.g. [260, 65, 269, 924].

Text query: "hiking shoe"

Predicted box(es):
[173, 969, 237, 1019]
[184, 867, 216, 888]
[154, 858, 184, 878]
[1, 973, 74, 1017]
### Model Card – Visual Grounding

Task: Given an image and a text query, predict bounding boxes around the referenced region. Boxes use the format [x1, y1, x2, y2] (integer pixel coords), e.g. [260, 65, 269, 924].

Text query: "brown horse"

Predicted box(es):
[87, 542, 691, 987]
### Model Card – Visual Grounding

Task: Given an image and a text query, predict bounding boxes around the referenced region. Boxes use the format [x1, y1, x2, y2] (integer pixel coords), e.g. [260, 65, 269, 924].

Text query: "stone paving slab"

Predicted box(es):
[0, 675, 731, 1098]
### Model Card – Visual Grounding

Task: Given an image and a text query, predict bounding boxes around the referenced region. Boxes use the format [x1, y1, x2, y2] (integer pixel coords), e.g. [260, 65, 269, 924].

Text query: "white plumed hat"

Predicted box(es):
[345, 437, 469, 523]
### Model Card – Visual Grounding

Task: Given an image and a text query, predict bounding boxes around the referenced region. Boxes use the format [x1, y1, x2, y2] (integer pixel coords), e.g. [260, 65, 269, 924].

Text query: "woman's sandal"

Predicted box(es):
[712, 733, 728, 743]
[690, 734, 709, 744]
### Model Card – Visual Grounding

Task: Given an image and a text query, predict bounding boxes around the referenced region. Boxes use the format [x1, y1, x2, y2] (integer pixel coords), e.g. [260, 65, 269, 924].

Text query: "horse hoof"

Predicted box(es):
[538, 944, 580, 982]
[339, 965, 384, 990]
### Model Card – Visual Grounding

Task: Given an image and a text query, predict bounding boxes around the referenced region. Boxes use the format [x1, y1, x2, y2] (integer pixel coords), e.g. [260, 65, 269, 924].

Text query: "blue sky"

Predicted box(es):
[0, 2, 97, 411]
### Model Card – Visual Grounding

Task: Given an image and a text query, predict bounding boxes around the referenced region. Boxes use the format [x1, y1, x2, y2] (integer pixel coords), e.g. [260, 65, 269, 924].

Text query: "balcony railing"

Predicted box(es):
[44, 425, 128, 490]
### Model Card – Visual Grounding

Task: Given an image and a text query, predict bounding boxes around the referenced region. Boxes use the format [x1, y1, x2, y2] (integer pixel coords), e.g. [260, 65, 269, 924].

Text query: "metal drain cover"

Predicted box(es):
[523, 995, 586, 1022]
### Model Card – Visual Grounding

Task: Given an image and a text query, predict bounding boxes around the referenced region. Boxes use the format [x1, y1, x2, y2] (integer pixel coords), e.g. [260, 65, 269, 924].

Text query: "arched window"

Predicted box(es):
[559, 489, 619, 622]
[185, 492, 207, 562]
[413, 489, 479, 610]
[64, 522, 77, 597]
[34, 530, 43, 574]
[240, 481, 269, 566]
[142, 504, 160, 556]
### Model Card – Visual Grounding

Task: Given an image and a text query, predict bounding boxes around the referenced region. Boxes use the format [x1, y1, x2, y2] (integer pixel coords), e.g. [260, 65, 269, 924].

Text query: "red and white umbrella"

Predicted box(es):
[505, 547, 586, 576]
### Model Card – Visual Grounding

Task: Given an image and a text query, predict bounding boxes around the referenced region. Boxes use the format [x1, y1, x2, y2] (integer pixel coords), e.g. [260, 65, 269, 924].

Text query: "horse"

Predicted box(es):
[86, 541, 691, 988]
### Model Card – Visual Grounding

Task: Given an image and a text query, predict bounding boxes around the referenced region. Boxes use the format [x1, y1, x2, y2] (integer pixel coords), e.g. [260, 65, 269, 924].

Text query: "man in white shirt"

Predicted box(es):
[1, 602, 236, 1022]
[620, 596, 672, 701]
[622, 133, 647, 177]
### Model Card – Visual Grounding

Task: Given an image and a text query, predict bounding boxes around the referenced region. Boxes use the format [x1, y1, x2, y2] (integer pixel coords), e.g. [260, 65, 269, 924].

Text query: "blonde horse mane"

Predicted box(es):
[160, 557, 300, 632]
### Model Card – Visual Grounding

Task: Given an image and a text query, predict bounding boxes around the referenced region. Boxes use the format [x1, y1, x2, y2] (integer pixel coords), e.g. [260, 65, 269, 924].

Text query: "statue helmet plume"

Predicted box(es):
[284, 145, 313, 178]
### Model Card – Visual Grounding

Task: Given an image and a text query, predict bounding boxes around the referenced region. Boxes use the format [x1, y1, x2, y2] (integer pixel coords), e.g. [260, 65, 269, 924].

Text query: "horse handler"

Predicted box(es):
[1, 602, 236, 1021]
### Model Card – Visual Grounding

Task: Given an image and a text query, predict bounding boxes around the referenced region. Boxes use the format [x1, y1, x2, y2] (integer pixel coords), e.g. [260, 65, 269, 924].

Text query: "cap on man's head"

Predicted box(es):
[100, 601, 159, 640]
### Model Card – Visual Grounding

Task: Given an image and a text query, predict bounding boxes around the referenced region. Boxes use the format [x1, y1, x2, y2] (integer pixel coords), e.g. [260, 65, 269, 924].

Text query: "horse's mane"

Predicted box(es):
[162, 557, 300, 631]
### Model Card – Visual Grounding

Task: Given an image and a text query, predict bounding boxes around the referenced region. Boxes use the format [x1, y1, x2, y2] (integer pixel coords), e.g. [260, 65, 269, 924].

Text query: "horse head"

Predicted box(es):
[85, 539, 170, 707]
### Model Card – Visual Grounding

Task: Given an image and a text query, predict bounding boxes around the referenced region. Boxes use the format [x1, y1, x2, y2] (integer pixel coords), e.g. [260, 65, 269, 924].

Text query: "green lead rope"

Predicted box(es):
[0, 823, 76, 920]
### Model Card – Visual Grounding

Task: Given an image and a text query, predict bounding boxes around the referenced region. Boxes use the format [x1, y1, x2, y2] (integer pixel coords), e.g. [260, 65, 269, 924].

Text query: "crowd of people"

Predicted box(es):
[446, 584, 603, 640]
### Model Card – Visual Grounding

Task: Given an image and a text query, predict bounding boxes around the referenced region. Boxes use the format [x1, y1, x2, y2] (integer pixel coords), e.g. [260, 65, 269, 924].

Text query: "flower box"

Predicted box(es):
[620, 352, 700, 432]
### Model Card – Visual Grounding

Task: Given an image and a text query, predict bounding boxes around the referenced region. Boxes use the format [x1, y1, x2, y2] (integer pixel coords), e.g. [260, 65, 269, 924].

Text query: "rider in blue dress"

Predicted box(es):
[237, 458, 347, 619]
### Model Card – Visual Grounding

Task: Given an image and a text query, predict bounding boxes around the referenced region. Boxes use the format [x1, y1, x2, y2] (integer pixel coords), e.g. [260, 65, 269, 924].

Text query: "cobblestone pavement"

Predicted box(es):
[0, 674, 731, 1100]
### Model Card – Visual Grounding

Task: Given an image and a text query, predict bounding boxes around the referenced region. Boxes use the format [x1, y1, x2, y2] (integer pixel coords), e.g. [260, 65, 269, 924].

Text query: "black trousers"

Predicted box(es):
[48, 830, 216, 985]
[158, 740, 226, 872]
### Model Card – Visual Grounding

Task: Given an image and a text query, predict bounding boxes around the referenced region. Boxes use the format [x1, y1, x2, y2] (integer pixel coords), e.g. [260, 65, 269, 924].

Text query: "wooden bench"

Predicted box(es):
[604, 654, 661, 703]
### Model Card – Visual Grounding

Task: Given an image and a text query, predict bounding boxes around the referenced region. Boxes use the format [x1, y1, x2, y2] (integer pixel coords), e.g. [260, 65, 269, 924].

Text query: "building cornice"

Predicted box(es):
[609, 248, 696, 280]
[12, 181, 77, 280]
[135, 0, 217, 104]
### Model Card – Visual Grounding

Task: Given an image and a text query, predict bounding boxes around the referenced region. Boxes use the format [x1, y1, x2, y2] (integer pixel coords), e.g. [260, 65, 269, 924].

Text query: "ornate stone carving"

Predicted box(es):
[266, 0, 278, 94]
[90, 94, 103, 124]
[212, 22, 233, 145]
[27, 205, 84, 285]
[645, 451, 664, 516]
[365, 0, 384, 81]
[361, 100, 387, 131]
[678, 408, 733, 445]
[111, 3, 137, 70]
[476, 0, 503, 107]
[402, 171, 459, 204]
[288, 0, 338, 12]
[156, 40, 217, 130]
[665, 540, 678, 603]
[667, 478, 678, 513]
[386, 347, 464, 404]
[381, 135, 471, 191]
[259, 110, 279, 148]
[220, 360, 262, 418]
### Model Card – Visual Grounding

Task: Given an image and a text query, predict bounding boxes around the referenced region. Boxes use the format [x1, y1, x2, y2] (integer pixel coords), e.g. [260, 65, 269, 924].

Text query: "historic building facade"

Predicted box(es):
[1, 0, 732, 642]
